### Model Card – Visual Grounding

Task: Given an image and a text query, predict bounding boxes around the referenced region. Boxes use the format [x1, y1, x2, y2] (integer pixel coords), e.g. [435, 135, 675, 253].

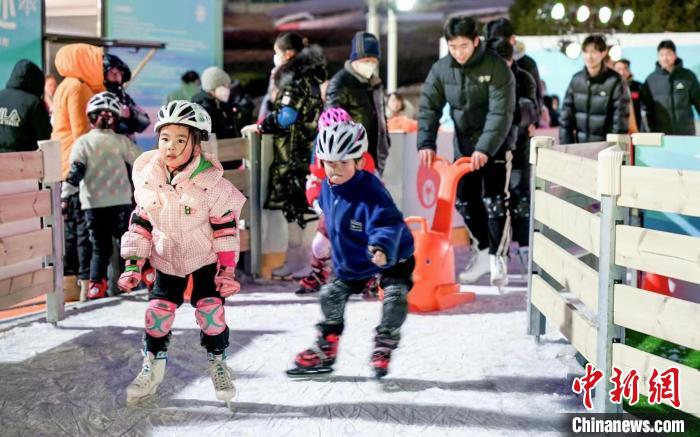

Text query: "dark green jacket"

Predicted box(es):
[326, 62, 389, 174]
[418, 44, 515, 158]
[260, 45, 326, 226]
[641, 59, 700, 135]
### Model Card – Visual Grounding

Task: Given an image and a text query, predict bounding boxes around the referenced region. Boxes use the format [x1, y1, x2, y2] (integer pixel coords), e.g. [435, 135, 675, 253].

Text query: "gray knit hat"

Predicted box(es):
[201, 66, 230, 92]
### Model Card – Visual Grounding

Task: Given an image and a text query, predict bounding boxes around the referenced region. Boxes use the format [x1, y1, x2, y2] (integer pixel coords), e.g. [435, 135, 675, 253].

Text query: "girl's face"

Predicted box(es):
[388, 94, 403, 113]
[158, 124, 195, 171]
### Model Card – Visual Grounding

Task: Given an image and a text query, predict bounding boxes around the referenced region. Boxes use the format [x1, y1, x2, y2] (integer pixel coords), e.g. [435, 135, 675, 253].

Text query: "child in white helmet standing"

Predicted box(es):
[287, 121, 415, 379]
[61, 91, 142, 301]
[118, 100, 246, 406]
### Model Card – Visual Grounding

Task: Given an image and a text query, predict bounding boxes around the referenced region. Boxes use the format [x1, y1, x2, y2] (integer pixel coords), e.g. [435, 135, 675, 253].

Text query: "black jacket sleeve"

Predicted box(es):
[559, 80, 576, 144]
[416, 62, 446, 151]
[610, 76, 631, 135]
[32, 100, 52, 141]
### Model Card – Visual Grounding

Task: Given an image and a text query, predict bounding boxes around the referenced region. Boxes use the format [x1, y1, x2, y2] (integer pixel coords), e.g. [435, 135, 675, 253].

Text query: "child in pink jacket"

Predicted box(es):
[118, 100, 245, 406]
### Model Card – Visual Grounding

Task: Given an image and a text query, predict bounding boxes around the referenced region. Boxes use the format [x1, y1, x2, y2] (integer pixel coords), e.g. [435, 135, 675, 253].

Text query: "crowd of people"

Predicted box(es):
[0, 14, 699, 404]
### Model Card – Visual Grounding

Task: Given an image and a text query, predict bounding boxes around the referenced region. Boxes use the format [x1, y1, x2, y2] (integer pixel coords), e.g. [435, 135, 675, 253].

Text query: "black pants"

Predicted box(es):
[63, 194, 91, 279]
[145, 263, 229, 355]
[84, 205, 131, 282]
[455, 149, 512, 255]
[319, 256, 415, 341]
[509, 141, 531, 247]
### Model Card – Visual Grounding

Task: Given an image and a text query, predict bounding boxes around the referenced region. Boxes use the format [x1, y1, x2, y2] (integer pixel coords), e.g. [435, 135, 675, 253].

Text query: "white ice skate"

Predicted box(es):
[126, 353, 166, 404]
[208, 354, 236, 407]
[489, 255, 509, 290]
[516, 246, 530, 280]
[458, 248, 490, 284]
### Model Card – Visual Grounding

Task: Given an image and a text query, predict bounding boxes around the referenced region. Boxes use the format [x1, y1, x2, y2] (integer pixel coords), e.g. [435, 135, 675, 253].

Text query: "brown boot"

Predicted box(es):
[63, 275, 81, 302]
[79, 279, 90, 302]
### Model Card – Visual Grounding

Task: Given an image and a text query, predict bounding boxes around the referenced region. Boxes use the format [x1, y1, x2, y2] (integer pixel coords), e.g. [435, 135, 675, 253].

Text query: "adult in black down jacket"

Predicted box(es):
[560, 35, 629, 144]
[0, 59, 52, 152]
[244, 33, 326, 227]
[641, 40, 700, 135]
[326, 31, 390, 174]
[418, 16, 515, 287]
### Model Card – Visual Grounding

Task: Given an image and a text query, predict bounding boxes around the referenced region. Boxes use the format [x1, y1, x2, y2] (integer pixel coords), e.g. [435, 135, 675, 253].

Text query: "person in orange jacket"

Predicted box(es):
[51, 43, 105, 298]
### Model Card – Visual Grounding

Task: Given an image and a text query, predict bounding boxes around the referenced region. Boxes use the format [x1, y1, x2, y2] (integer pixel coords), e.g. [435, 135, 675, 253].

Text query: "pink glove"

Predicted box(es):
[215, 252, 240, 297]
[118, 258, 144, 292]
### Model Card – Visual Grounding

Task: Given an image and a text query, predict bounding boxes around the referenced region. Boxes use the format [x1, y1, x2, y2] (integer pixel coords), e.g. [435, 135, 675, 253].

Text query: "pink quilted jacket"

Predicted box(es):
[121, 150, 246, 277]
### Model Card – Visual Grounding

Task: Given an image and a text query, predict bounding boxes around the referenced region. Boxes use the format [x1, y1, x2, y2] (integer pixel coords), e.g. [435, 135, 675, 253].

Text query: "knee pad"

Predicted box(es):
[382, 284, 409, 305]
[483, 195, 507, 219]
[311, 231, 331, 259]
[145, 299, 177, 338]
[195, 297, 227, 336]
[510, 195, 530, 219]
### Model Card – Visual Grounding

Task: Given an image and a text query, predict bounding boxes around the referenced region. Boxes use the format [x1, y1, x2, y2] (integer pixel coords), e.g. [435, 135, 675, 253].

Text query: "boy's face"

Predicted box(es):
[447, 36, 479, 65]
[323, 159, 358, 185]
[658, 48, 677, 71]
[583, 45, 606, 71]
[158, 124, 194, 171]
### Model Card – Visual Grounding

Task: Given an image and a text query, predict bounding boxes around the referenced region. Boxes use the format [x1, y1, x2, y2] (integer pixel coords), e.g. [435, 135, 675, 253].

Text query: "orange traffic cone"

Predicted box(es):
[641, 272, 671, 296]
[405, 156, 476, 312]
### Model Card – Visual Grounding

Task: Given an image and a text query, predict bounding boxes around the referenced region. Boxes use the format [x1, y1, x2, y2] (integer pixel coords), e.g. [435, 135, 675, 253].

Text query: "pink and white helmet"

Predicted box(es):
[318, 107, 352, 130]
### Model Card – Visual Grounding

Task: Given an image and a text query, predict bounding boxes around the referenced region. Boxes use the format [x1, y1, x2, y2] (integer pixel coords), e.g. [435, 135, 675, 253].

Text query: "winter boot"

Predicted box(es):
[287, 332, 340, 376]
[63, 275, 81, 302]
[371, 331, 399, 379]
[126, 352, 167, 404]
[489, 255, 509, 289]
[294, 256, 330, 296]
[87, 279, 108, 300]
[207, 353, 236, 405]
[458, 248, 490, 284]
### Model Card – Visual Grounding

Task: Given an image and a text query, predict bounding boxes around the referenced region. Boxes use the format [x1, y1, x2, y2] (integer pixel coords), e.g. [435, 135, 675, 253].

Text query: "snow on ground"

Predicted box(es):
[0, 263, 585, 437]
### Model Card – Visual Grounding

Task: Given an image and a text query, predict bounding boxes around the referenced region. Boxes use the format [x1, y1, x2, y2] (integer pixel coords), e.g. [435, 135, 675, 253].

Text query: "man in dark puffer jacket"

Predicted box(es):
[559, 34, 630, 144]
[0, 59, 52, 152]
[418, 16, 515, 287]
[325, 32, 390, 175]
[641, 40, 700, 135]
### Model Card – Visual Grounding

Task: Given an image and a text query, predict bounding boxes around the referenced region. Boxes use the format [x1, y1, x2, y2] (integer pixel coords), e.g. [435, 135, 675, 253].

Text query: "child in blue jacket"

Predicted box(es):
[287, 121, 415, 379]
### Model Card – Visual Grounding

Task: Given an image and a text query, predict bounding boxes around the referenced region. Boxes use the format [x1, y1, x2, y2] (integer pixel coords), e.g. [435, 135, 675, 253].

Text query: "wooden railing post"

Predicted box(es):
[594, 144, 626, 413]
[527, 136, 554, 341]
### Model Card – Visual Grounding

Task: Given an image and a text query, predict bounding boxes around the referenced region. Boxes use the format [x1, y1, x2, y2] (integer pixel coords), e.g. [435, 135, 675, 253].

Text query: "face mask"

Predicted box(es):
[354, 61, 377, 79]
[214, 86, 231, 103]
[105, 81, 122, 93]
[273, 53, 285, 67]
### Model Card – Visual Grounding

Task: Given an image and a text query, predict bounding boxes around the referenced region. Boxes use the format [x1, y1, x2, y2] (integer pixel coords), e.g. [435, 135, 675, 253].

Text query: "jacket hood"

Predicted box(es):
[274, 44, 327, 89]
[6, 59, 44, 96]
[655, 57, 684, 74]
[55, 44, 105, 93]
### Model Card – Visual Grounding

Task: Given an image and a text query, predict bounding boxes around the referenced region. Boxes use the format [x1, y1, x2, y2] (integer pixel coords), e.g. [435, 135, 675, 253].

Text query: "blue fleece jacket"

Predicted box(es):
[319, 170, 414, 280]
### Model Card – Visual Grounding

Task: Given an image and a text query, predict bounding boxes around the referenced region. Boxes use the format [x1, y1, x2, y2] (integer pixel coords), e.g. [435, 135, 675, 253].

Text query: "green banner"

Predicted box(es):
[0, 0, 44, 86]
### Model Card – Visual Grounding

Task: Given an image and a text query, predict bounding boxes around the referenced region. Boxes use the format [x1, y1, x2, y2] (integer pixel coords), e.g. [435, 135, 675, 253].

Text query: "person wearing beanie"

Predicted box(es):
[325, 31, 390, 174]
[192, 66, 240, 141]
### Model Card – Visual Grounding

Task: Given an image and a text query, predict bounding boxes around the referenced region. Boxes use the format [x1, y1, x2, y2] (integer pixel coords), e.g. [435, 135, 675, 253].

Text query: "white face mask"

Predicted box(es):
[214, 86, 231, 103]
[354, 61, 377, 79]
[273, 53, 285, 67]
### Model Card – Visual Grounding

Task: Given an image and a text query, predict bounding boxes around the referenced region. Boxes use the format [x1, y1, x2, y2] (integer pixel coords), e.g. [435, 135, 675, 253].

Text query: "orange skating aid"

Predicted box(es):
[405, 156, 476, 312]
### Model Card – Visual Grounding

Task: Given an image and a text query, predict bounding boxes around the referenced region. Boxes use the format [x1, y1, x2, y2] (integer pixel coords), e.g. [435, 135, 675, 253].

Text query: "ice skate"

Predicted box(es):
[208, 353, 236, 407]
[286, 333, 339, 377]
[371, 333, 398, 379]
[490, 254, 509, 290]
[458, 248, 490, 283]
[126, 352, 166, 404]
[294, 256, 330, 296]
[87, 279, 108, 300]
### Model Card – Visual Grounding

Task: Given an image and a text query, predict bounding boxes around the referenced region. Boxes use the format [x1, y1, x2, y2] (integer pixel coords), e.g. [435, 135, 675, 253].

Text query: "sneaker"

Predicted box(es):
[87, 279, 108, 300]
[458, 248, 490, 284]
[207, 353, 236, 403]
[490, 255, 509, 288]
[295, 273, 323, 295]
[126, 353, 166, 404]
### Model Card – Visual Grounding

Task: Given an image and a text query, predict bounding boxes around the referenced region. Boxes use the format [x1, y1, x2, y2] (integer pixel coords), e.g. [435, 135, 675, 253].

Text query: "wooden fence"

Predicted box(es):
[0, 141, 65, 322]
[528, 133, 700, 417]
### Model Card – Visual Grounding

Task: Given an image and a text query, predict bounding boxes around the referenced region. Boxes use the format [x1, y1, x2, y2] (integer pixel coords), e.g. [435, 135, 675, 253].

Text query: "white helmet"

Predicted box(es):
[86, 92, 122, 116]
[316, 121, 368, 161]
[154, 100, 211, 137]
